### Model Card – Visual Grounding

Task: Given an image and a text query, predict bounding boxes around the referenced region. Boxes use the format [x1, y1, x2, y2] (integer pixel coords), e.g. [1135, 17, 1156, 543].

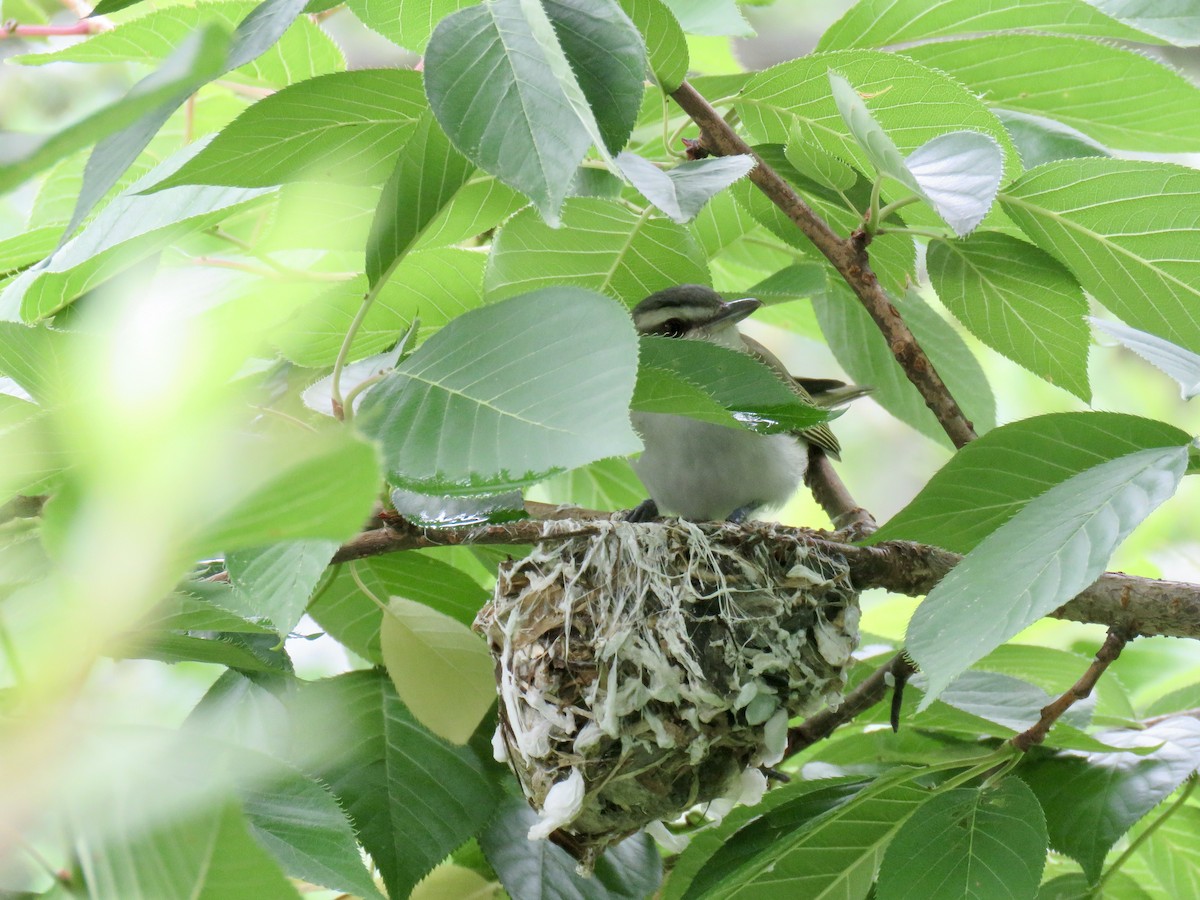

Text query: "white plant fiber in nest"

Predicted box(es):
[474, 519, 860, 864]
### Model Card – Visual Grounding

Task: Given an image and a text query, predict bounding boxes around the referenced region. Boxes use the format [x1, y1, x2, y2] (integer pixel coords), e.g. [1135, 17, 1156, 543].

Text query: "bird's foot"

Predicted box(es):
[726, 505, 756, 525]
[625, 499, 660, 523]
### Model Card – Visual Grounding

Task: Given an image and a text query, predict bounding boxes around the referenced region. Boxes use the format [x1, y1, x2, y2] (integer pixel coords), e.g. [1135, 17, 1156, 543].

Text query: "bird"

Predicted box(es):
[627, 284, 868, 523]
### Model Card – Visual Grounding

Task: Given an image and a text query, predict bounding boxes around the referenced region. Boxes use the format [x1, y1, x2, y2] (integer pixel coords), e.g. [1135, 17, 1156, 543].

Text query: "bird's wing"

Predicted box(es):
[740, 334, 846, 458]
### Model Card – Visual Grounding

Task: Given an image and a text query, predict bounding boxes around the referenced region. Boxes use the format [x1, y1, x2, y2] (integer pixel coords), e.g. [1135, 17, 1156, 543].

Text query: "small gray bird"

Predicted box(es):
[628, 284, 868, 523]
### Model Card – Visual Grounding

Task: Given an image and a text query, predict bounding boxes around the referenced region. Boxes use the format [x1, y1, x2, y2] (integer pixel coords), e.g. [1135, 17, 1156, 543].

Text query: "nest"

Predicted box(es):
[474, 520, 859, 865]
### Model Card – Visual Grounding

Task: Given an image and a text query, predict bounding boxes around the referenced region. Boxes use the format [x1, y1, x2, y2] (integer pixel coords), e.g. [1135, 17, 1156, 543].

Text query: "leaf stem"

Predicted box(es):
[662, 91, 686, 160]
[330, 288, 379, 422]
[1097, 777, 1195, 892]
[874, 194, 922, 226]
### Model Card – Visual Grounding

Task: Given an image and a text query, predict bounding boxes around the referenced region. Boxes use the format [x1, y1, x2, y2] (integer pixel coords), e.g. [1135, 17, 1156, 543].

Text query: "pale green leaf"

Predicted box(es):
[1087, 0, 1200, 45]
[661, 0, 751, 36]
[816, 0, 1164, 51]
[871, 412, 1193, 552]
[784, 120, 857, 192]
[381, 596, 495, 745]
[0, 139, 272, 322]
[291, 670, 501, 899]
[876, 779, 1047, 900]
[1000, 159, 1200, 355]
[484, 199, 709, 307]
[0, 226, 58, 276]
[1090, 317, 1200, 400]
[14, 1, 343, 88]
[619, 0, 689, 90]
[617, 152, 755, 223]
[75, 801, 300, 900]
[908, 447, 1189, 706]
[367, 112, 474, 286]
[226, 539, 340, 634]
[903, 35, 1200, 151]
[1134, 802, 1200, 898]
[529, 456, 646, 511]
[425, 0, 645, 224]
[153, 71, 427, 190]
[927, 232, 1090, 399]
[356, 287, 641, 495]
[1021, 718, 1200, 881]
[344, 0, 473, 52]
[413, 174, 527, 251]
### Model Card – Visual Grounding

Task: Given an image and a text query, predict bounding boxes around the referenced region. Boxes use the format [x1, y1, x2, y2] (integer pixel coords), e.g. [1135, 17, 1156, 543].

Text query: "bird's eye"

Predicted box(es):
[661, 318, 686, 338]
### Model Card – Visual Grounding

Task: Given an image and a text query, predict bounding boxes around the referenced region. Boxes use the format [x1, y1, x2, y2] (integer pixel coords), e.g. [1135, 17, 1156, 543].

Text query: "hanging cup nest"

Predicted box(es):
[474, 520, 859, 865]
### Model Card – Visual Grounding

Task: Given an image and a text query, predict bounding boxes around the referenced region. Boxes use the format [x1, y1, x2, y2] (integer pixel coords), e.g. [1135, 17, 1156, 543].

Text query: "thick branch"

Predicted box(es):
[668, 80, 977, 449]
[805, 447, 876, 535]
[1011, 627, 1132, 752]
[334, 514, 1200, 641]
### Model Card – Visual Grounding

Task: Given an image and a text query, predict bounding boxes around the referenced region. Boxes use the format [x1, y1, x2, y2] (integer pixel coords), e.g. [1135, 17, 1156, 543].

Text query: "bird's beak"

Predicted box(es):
[708, 297, 762, 328]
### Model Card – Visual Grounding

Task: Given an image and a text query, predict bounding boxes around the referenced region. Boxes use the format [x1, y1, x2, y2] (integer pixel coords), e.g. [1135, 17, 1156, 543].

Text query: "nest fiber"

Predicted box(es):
[475, 520, 859, 862]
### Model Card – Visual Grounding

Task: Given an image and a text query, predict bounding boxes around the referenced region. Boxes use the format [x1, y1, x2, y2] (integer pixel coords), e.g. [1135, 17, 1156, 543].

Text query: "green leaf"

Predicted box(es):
[276, 249, 485, 368]
[380, 596, 496, 745]
[1001, 158, 1200, 355]
[871, 412, 1193, 552]
[0, 140, 272, 322]
[241, 768, 385, 900]
[0, 323, 69, 405]
[907, 446, 1189, 706]
[356, 287, 641, 494]
[530, 456, 647, 511]
[1090, 317, 1200, 400]
[816, 0, 1164, 51]
[1021, 718, 1200, 882]
[684, 779, 929, 898]
[367, 112, 474, 286]
[829, 72, 1003, 236]
[140, 583, 277, 634]
[152, 71, 426, 191]
[660, 0, 751, 36]
[784, 120, 858, 192]
[0, 25, 229, 195]
[0, 396, 65, 496]
[480, 798, 663, 900]
[876, 779, 1047, 900]
[291, 670, 501, 899]
[15, 1, 343, 88]
[934, 670, 1090, 734]
[902, 35, 1200, 151]
[927, 232, 1090, 399]
[994, 109, 1111, 169]
[1086, 0, 1200, 46]
[618, 0, 688, 90]
[639, 335, 834, 433]
[425, 0, 645, 224]
[632, 363, 742, 428]
[1133, 799, 1200, 898]
[226, 539, 340, 634]
[203, 429, 381, 552]
[343, 0, 473, 52]
[0, 226, 58, 277]
[484, 199, 710, 306]
[75, 801, 301, 900]
[739, 51, 1020, 230]
[616, 152, 755, 223]
[412, 174, 528, 251]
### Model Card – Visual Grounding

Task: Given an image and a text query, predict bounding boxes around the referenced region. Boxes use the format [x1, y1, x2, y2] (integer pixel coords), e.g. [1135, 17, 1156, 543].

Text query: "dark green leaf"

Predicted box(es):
[618, 0, 688, 90]
[480, 798, 663, 900]
[367, 112, 474, 286]
[1001, 159, 1200, 355]
[908, 447, 1189, 705]
[485, 199, 710, 307]
[425, 0, 645, 224]
[871, 412, 1193, 552]
[141, 583, 276, 634]
[117, 631, 293, 672]
[995, 109, 1111, 169]
[876, 778, 1047, 900]
[928, 232, 1090, 399]
[291, 670, 501, 899]
[633, 363, 742, 428]
[1021, 718, 1200, 881]
[356, 287, 641, 495]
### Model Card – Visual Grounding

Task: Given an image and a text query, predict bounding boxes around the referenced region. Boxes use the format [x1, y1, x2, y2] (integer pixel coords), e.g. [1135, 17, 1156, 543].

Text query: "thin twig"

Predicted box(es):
[1011, 626, 1133, 752]
[804, 446, 876, 536]
[786, 652, 916, 755]
[668, 80, 977, 449]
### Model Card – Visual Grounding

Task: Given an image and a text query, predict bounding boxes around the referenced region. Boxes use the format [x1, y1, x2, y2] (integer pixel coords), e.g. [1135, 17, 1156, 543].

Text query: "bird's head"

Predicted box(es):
[632, 285, 762, 348]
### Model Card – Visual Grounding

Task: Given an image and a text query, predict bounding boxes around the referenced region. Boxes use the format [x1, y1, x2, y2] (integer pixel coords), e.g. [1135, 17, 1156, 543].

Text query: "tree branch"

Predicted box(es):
[804, 446, 876, 535]
[668, 80, 977, 449]
[334, 513, 1200, 641]
[1011, 626, 1133, 752]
